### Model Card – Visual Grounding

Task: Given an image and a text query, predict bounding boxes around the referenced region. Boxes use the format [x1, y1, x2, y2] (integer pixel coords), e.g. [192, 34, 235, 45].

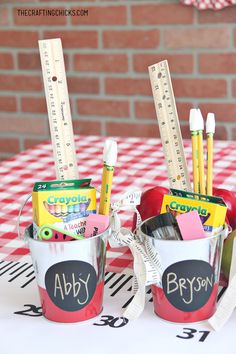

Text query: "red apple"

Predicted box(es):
[132, 185, 169, 229]
[213, 187, 236, 229]
[134, 185, 236, 231]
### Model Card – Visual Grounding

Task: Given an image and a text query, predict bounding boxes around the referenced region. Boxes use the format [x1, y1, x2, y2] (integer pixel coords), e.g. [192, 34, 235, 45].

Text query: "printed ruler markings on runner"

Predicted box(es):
[0, 261, 13, 272]
[26, 270, 35, 278]
[104, 271, 116, 285]
[38, 38, 78, 180]
[110, 275, 133, 297]
[0, 261, 35, 288]
[122, 288, 153, 309]
[9, 263, 29, 275]
[9, 264, 33, 282]
[0, 261, 15, 273]
[122, 295, 134, 309]
[105, 272, 155, 308]
[0, 262, 20, 276]
[109, 274, 126, 289]
[148, 60, 191, 191]
[21, 276, 36, 289]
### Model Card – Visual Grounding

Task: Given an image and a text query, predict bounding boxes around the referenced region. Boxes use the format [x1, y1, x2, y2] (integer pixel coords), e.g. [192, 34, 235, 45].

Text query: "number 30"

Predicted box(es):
[93, 315, 129, 328]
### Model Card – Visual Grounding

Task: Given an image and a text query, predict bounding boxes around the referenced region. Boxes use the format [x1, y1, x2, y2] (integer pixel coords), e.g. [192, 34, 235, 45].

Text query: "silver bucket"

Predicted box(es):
[26, 226, 110, 323]
[137, 216, 226, 323]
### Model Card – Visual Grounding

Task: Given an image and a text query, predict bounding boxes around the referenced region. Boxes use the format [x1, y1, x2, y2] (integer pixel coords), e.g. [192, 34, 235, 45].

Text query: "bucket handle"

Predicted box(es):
[17, 193, 32, 242]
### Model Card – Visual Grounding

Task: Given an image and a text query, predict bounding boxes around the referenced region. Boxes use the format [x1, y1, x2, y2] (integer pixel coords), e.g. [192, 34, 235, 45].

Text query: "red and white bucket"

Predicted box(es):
[26, 227, 110, 323]
[138, 217, 226, 323]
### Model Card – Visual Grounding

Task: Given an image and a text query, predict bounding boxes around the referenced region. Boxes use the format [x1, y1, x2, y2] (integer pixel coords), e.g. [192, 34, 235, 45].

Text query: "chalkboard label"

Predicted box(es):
[162, 260, 214, 312]
[45, 260, 97, 312]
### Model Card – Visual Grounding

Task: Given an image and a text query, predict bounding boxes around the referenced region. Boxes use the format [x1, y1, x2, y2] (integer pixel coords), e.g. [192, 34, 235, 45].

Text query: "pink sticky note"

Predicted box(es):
[85, 214, 109, 238]
[176, 210, 205, 240]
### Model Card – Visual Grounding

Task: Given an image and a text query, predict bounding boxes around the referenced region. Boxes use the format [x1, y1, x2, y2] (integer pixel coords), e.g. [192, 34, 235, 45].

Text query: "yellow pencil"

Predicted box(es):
[206, 113, 215, 196]
[197, 109, 206, 195]
[189, 109, 200, 193]
[99, 139, 117, 215]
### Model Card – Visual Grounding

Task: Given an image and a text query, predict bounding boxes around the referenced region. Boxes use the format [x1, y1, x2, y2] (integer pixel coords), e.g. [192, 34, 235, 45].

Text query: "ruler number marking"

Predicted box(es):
[39, 38, 78, 180]
[149, 60, 191, 191]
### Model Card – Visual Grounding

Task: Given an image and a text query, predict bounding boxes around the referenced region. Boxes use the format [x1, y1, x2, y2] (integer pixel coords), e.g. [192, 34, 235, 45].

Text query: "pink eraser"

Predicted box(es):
[85, 214, 109, 238]
[176, 210, 205, 240]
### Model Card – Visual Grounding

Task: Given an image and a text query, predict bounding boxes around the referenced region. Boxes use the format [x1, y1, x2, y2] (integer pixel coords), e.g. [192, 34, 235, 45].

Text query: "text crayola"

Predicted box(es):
[169, 201, 207, 216]
[47, 195, 88, 205]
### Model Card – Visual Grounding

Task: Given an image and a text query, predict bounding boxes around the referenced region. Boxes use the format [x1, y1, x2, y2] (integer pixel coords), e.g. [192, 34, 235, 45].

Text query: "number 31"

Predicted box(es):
[177, 328, 210, 342]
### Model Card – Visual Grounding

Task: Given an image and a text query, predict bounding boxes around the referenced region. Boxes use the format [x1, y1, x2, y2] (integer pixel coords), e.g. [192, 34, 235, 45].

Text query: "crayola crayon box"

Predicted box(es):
[32, 179, 96, 238]
[161, 189, 227, 233]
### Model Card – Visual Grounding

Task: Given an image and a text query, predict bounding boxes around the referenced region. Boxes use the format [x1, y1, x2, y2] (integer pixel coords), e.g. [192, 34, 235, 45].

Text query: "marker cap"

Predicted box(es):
[206, 113, 215, 134]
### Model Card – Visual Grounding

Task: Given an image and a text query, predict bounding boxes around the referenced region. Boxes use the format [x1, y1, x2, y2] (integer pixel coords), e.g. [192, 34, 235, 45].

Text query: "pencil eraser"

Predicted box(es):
[206, 112, 215, 134]
[176, 210, 205, 240]
[85, 214, 109, 238]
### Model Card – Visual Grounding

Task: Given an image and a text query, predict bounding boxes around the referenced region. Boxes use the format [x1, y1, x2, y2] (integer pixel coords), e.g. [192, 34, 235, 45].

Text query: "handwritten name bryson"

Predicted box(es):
[166, 272, 214, 304]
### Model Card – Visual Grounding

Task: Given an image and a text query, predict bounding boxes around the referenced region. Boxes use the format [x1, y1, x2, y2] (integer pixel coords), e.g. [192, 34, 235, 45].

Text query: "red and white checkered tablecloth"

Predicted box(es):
[0, 135, 236, 271]
[181, 0, 236, 10]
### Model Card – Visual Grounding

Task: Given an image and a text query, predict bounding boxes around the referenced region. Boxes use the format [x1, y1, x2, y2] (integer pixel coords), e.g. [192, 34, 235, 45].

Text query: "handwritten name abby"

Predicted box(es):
[54, 272, 91, 305]
[166, 272, 214, 304]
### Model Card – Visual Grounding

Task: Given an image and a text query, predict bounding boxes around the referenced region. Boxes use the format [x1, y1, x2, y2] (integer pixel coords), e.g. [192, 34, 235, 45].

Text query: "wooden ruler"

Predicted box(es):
[148, 60, 191, 191]
[38, 38, 78, 180]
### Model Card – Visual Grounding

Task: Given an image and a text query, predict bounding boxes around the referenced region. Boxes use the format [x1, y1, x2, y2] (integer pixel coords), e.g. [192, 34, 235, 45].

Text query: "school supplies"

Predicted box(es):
[32, 179, 96, 239]
[148, 60, 191, 192]
[99, 139, 117, 215]
[84, 214, 109, 238]
[161, 189, 227, 233]
[206, 113, 215, 196]
[189, 109, 216, 196]
[38, 38, 78, 180]
[197, 109, 206, 194]
[189, 108, 200, 193]
[176, 210, 206, 240]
